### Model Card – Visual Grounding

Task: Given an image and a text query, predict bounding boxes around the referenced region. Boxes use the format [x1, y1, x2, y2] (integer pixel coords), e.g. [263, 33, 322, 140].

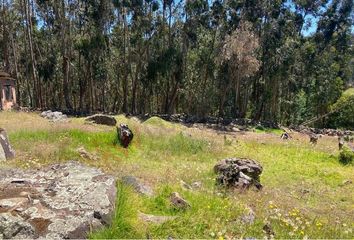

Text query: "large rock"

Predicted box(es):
[214, 158, 263, 190]
[40, 110, 68, 122]
[0, 128, 15, 161]
[117, 124, 134, 148]
[85, 114, 117, 126]
[0, 161, 116, 239]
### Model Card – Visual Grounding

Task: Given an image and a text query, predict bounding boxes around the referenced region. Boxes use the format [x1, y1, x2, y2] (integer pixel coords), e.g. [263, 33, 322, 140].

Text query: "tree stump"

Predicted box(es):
[0, 128, 15, 161]
[117, 124, 134, 148]
[214, 158, 263, 190]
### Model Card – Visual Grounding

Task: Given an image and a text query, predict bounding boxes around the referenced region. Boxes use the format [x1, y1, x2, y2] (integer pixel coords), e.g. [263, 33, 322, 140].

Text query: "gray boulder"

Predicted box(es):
[214, 158, 263, 190]
[122, 176, 154, 197]
[0, 128, 15, 161]
[85, 114, 117, 126]
[0, 161, 116, 239]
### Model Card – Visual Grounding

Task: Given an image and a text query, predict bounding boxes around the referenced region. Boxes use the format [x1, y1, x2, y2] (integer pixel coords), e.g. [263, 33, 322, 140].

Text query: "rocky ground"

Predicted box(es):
[0, 162, 116, 239]
[0, 111, 353, 239]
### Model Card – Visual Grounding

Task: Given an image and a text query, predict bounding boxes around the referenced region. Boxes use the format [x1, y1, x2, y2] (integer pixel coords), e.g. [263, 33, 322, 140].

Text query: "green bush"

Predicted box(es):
[327, 88, 354, 130]
[339, 147, 354, 165]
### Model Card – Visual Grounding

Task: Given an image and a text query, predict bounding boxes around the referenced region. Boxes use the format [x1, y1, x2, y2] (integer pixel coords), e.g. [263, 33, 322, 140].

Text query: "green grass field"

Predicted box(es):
[1, 111, 353, 239]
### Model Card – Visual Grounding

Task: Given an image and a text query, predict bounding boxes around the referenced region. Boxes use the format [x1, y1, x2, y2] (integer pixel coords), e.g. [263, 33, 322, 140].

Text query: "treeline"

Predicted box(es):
[0, 0, 353, 125]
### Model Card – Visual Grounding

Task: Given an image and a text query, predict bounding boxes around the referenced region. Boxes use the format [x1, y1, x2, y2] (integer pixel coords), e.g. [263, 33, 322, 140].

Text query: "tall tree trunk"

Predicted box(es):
[24, 0, 39, 108]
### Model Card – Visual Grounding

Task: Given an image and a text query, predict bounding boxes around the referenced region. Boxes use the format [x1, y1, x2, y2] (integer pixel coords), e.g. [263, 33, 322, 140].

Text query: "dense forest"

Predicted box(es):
[0, 0, 353, 126]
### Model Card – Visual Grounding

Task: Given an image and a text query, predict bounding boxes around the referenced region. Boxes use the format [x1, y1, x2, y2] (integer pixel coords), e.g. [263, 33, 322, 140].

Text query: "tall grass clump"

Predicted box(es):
[90, 183, 143, 239]
[339, 147, 354, 165]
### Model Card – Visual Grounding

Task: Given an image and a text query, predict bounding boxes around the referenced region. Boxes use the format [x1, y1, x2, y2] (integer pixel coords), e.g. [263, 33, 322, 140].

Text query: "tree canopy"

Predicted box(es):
[0, 0, 353, 127]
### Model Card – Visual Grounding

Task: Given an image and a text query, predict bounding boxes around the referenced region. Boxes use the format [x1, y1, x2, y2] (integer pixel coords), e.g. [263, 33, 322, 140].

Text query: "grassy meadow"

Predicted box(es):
[0, 111, 353, 239]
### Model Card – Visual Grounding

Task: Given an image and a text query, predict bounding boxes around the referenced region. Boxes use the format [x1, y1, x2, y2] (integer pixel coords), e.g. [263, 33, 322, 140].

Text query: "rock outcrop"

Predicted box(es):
[0, 162, 116, 239]
[0, 128, 15, 161]
[85, 114, 117, 126]
[40, 110, 68, 122]
[117, 124, 134, 148]
[214, 158, 263, 190]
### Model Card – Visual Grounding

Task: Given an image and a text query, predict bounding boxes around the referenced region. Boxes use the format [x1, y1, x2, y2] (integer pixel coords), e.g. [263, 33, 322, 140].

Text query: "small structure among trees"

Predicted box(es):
[0, 71, 17, 110]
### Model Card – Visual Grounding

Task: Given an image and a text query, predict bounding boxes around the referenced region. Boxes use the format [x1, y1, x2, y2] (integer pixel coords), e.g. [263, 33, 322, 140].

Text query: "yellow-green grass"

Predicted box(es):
[0, 112, 353, 239]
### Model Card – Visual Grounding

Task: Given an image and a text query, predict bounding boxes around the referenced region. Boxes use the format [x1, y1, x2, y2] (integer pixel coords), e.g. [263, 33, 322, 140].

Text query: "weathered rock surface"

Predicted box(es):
[117, 124, 134, 148]
[214, 158, 263, 190]
[0, 128, 15, 161]
[40, 110, 68, 122]
[121, 176, 153, 197]
[170, 192, 190, 210]
[0, 161, 116, 239]
[138, 212, 176, 224]
[85, 114, 117, 126]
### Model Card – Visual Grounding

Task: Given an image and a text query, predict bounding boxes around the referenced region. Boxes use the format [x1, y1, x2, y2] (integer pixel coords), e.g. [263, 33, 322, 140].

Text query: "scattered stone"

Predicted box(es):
[263, 223, 275, 238]
[191, 181, 202, 189]
[181, 131, 192, 138]
[85, 114, 117, 126]
[170, 192, 190, 210]
[0, 128, 15, 161]
[77, 147, 99, 161]
[0, 161, 116, 239]
[340, 180, 352, 186]
[117, 124, 134, 148]
[180, 180, 192, 190]
[300, 189, 310, 194]
[338, 137, 345, 150]
[40, 110, 68, 122]
[241, 207, 256, 225]
[309, 134, 318, 145]
[121, 176, 154, 197]
[214, 158, 263, 190]
[138, 212, 176, 224]
[280, 132, 291, 140]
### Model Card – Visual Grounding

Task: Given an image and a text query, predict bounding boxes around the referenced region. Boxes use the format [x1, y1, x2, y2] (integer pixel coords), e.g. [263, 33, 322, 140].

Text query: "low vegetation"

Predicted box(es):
[327, 88, 354, 130]
[1, 112, 353, 239]
[339, 147, 354, 165]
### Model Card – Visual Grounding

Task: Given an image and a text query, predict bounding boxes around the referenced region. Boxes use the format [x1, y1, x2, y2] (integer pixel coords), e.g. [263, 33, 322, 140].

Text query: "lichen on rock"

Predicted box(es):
[0, 161, 116, 239]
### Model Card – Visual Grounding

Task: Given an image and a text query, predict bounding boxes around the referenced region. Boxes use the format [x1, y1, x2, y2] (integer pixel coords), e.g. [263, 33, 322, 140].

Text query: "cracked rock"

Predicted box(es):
[0, 161, 116, 239]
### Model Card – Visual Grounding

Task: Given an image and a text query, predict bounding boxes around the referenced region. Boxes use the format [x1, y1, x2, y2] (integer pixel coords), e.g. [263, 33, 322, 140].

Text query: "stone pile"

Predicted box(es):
[291, 125, 353, 137]
[40, 110, 68, 122]
[214, 158, 263, 190]
[140, 114, 279, 129]
[0, 162, 116, 239]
